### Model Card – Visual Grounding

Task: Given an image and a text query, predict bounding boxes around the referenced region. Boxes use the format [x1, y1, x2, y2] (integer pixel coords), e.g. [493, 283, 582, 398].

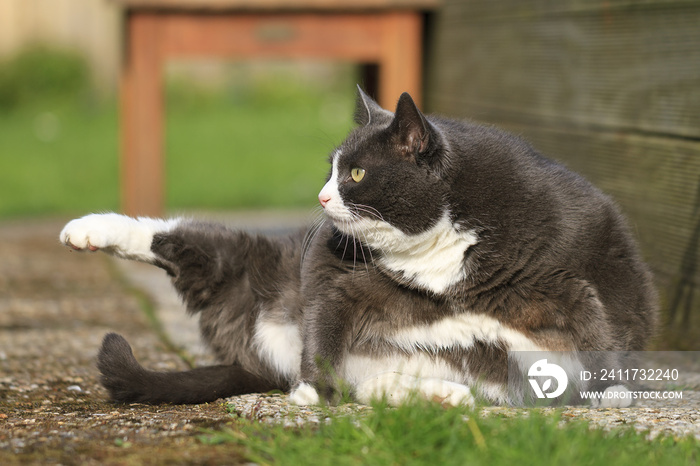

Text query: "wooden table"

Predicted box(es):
[112, 0, 438, 217]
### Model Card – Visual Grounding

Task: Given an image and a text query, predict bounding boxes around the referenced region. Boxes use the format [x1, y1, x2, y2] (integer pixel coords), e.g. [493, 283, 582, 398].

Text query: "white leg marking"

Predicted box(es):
[253, 319, 302, 380]
[289, 382, 320, 406]
[475, 380, 509, 405]
[60, 213, 181, 263]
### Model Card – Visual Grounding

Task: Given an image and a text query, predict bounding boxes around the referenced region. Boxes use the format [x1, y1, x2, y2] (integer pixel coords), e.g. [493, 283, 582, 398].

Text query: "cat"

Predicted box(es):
[60, 87, 658, 407]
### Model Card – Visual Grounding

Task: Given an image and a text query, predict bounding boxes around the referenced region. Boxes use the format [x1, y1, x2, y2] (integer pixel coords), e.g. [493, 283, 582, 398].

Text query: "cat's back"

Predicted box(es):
[429, 116, 657, 347]
[434, 116, 629, 247]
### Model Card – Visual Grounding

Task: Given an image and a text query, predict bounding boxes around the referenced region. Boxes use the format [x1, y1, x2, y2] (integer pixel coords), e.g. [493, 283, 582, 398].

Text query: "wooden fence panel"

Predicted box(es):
[428, 0, 700, 348]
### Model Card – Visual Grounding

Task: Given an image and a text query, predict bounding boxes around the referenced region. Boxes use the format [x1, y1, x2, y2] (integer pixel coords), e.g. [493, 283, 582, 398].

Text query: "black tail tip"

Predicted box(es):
[100, 332, 131, 351]
[97, 332, 147, 403]
[97, 332, 136, 369]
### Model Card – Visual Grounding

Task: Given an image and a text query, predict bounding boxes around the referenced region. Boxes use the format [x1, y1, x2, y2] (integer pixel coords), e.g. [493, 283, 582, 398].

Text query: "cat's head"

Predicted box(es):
[318, 87, 450, 241]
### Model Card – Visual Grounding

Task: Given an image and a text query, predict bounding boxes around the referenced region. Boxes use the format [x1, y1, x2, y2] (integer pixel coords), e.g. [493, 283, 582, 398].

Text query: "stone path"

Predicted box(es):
[0, 216, 255, 464]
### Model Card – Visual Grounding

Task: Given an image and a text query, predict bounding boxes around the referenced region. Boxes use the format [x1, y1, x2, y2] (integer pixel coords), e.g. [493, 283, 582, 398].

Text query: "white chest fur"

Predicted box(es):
[356, 212, 478, 294]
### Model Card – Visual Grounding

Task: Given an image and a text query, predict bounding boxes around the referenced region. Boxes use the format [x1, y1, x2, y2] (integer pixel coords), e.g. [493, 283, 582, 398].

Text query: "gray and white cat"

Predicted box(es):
[60, 88, 657, 407]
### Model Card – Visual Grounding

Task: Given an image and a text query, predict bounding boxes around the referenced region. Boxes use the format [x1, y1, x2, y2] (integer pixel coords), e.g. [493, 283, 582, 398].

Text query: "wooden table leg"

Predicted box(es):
[119, 10, 425, 217]
[378, 11, 423, 110]
[121, 13, 164, 218]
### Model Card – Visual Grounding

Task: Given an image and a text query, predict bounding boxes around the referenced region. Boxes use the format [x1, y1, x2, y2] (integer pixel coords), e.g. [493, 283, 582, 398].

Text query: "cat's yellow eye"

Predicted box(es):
[351, 168, 366, 183]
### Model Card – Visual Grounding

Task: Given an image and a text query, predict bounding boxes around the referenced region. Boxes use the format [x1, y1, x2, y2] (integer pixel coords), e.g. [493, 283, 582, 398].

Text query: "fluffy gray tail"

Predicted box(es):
[97, 333, 282, 404]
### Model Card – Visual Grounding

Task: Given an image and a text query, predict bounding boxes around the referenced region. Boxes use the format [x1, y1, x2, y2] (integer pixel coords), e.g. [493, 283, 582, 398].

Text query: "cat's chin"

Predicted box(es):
[326, 216, 379, 240]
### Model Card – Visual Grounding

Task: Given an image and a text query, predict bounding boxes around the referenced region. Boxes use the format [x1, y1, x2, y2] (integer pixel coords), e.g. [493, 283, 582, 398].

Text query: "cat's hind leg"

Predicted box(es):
[305, 372, 475, 407]
[355, 372, 474, 407]
[289, 376, 474, 407]
[97, 333, 283, 404]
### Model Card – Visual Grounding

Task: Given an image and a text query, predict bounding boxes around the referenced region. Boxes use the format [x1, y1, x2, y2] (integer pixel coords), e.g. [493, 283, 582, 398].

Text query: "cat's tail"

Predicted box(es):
[97, 333, 282, 404]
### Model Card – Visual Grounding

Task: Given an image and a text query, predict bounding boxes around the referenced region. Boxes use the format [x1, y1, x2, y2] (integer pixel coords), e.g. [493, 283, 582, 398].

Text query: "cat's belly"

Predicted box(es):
[341, 352, 509, 404]
[341, 353, 461, 386]
[342, 312, 550, 403]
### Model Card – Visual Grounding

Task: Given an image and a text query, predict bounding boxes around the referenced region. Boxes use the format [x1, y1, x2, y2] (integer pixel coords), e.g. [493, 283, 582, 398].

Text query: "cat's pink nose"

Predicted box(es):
[318, 192, 331, 208]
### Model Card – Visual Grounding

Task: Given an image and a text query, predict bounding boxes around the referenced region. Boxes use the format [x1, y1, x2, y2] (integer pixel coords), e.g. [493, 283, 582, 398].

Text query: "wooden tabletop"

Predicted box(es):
[110, 0, 440, 11]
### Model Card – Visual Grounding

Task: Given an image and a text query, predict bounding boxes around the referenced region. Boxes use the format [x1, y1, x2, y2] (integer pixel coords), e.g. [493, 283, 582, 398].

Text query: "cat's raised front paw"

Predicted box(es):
[60, 213, 125, 252]
[60, 213, 180, 262]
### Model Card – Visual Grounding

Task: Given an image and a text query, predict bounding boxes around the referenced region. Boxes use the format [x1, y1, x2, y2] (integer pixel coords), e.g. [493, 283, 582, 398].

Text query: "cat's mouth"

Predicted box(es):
[320, 201, 355, 224]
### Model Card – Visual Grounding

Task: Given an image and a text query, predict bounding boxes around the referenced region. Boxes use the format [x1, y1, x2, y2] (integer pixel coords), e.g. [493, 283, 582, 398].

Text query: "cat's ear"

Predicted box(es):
[354, 85, 392, 126]
[390, 92, 431, 156]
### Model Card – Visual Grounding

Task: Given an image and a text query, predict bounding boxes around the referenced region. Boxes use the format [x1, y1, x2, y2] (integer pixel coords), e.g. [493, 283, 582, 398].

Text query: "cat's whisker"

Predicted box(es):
[352, 204, 385, 222]
[358, 228, 376, 268]
[340, 221, 352, 262]
[302, 223, 323, 265]
[303, 209, 323, 241]
[341, 220, 362, 276]
[348, 208, 361, 223]
[348, 222, 362, 274]
[301, 209, 326, 266]
[357, 228, 371, 275]
[347, 222, 357, 273]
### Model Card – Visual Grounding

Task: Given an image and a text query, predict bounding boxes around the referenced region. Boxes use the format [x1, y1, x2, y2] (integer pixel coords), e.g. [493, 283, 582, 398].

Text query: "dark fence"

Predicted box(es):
[427, 0, 700, 349]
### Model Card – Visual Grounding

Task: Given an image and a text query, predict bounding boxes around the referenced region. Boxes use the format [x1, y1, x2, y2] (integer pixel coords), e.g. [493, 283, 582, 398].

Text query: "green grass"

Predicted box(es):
[0, 55, 355, 219]
[202, 400, 698, 466]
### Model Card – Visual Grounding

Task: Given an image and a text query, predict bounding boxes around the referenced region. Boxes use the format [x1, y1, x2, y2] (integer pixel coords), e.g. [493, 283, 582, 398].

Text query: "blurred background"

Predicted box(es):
[0, 0, 356, 218]
[0, 0, 698, 348]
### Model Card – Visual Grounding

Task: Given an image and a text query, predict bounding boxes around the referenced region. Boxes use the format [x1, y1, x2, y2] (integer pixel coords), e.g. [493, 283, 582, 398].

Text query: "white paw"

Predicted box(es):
[356, 372, 474, 407]
[592, 385, 633, 408]
[61, 213, 124, 251]
[289, 382, 320, 406]
[60, 213, 180, 262]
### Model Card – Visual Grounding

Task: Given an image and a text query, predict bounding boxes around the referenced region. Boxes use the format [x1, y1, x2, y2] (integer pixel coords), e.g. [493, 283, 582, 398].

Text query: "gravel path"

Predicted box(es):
[226, 392, 700, 442]
[0, 218, 240, 464]
[1, 215, 698, 464]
